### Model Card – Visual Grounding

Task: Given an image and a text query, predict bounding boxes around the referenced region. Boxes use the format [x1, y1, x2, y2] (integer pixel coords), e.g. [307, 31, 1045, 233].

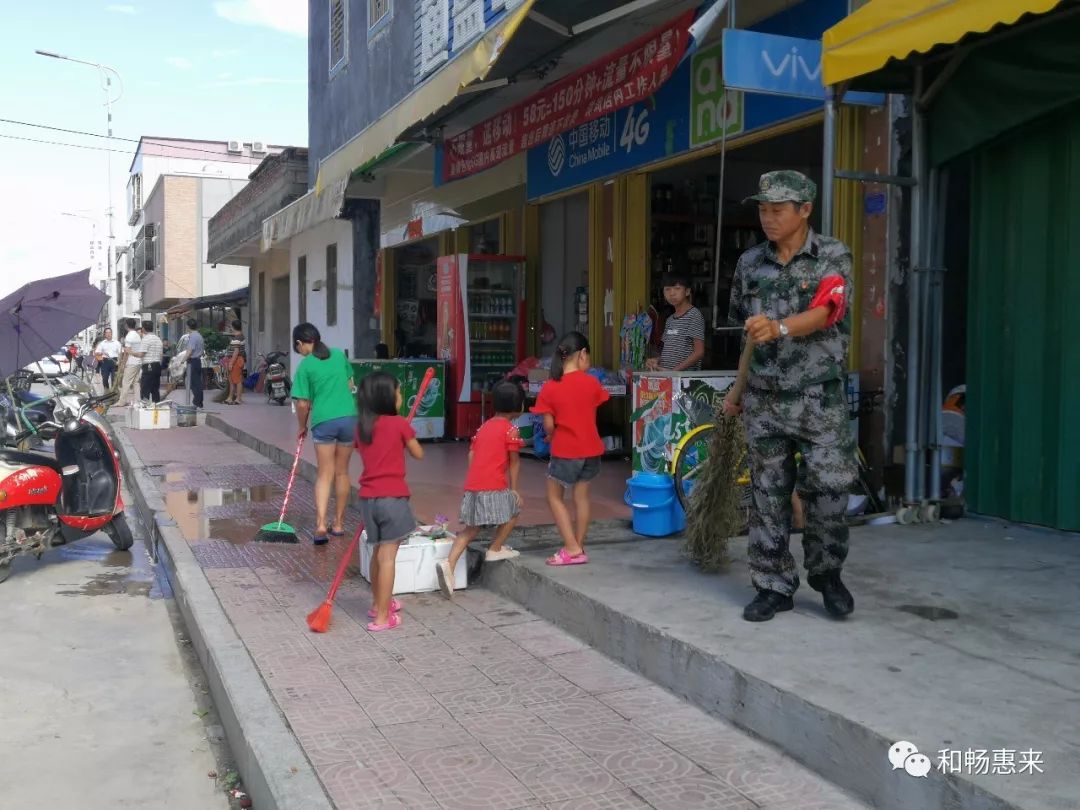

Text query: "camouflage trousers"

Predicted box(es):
[742, 380, 856, 596]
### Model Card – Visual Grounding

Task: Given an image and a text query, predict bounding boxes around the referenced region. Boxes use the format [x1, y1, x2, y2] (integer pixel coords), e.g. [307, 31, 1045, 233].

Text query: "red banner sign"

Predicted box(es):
[442, 8, 696, 183]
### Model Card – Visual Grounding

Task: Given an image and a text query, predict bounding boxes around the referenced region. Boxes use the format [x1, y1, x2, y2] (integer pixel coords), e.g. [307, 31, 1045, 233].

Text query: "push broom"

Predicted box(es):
[254, 432, 305, 543]
[307, 366, 436, 633]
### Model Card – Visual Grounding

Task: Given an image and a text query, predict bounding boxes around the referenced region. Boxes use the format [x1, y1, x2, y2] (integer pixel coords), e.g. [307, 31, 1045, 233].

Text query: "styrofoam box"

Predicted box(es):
[358, 534, 467, 595]
[127, 403, 171, 430]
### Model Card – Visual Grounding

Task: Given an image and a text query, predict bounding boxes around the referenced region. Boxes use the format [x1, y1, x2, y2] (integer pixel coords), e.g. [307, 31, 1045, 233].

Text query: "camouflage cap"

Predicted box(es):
[743, 170, 817, 204]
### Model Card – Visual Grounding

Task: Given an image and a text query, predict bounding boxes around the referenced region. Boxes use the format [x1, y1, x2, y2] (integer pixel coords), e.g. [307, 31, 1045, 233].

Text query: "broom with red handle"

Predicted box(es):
[307, 366, 436, 633]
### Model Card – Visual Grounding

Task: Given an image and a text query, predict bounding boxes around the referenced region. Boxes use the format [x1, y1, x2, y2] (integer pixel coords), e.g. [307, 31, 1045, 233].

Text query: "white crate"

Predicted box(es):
[359, 532, 467, 595]
[127, 403, 172, 430]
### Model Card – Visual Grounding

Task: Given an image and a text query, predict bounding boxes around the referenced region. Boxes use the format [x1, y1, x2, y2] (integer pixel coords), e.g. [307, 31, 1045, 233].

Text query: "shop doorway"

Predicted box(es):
[647, 124, 823, 369]
[393, 238, 439, 358]
[539, 191, 590, 357]
[271, 276, 290, 355]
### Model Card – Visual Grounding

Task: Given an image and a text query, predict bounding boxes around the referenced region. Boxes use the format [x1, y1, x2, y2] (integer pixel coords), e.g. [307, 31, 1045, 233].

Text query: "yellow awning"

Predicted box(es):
[822, 0, 1066, 86]
[315, 0, 536, 195]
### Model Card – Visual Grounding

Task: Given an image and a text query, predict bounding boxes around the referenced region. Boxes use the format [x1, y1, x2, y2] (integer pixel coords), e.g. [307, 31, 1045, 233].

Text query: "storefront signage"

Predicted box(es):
[721, 29, 884, 105]
[690, 42, 745, 147]
[417, 0, 527, 82]
[442, 8, 696, 183]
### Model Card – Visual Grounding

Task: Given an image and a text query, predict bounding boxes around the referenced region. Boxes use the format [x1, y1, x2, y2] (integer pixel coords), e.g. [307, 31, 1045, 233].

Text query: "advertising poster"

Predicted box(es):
[353, 361, 446, 439]
[436, 255, 469, 404]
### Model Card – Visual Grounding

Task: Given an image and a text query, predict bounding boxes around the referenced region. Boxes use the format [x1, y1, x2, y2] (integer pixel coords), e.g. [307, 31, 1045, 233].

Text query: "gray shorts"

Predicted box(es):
[548, 456, 602, 488]
[359, 497, 416, 545]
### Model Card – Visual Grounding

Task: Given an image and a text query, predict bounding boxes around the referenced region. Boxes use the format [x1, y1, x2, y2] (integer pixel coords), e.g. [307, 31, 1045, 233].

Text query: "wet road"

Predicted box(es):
[0, 490, 231, 809]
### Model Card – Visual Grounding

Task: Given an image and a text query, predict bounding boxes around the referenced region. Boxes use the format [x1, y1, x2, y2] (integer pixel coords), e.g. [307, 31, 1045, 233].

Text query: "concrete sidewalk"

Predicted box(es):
[481, 523, 1080, 810]
[197, 395, 632, 527]
[117, 420, 868, 810]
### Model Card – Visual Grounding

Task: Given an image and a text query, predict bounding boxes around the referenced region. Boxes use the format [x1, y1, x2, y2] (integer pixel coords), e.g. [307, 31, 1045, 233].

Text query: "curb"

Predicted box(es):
[114, 426, 334, 810]
[480, 558, 1020, 810]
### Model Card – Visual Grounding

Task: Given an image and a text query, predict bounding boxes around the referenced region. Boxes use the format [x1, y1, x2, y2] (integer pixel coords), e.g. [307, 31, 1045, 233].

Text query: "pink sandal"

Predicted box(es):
[367, 598, 403, 619]
[366, 612, 402, 632]
[546, 548, 588, 566]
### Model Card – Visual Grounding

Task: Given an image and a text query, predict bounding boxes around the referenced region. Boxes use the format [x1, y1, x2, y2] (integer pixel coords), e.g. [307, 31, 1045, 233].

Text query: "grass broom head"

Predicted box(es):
[682, 415, 747, 572]
[307, 600, 333, 633]
[254, 520, 299, 543]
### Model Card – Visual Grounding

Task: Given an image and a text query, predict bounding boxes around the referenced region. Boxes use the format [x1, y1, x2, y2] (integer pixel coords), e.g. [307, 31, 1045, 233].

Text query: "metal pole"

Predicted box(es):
[904, 69, 925, 506]
[710, 0, 735, 330]
[928, 167, 949, 500]
[822, 86, 837, 237]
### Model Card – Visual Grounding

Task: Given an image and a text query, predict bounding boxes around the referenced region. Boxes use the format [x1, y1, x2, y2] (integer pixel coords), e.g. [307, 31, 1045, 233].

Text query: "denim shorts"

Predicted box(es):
[310, 415, 357, 445]
[548, 456, 602, 487]
[360, 497, 417, 545]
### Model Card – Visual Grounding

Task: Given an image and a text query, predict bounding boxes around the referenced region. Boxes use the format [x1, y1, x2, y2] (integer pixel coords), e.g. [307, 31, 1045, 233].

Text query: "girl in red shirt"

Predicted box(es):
[437, 381, 526, 598]
[531, 331, 610, 566]
[354, 372, 424, 631]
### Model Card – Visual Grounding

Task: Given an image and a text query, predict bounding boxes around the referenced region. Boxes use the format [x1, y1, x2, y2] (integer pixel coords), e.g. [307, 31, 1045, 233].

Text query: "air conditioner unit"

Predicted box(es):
[251, 141, 267, 154]
[227, 139, 243, 154]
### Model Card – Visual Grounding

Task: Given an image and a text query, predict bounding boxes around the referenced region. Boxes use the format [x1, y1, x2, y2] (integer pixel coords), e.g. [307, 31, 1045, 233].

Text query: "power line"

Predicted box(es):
[0, 116, 277, 160]
[0, 132, 135, 154]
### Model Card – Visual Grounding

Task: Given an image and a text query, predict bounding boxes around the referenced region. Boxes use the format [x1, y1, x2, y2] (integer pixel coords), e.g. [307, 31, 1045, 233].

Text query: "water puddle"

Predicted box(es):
[897, 604, 960, 621]
[165, 485, 283, 545]
[56, 539, 162, 599]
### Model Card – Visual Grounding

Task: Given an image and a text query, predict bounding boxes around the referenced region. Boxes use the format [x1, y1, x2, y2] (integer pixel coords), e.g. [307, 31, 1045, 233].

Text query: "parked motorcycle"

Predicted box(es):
[0, 391, 133, 584]
[265, 351, 291, 405]
[2, 372, 96, 445]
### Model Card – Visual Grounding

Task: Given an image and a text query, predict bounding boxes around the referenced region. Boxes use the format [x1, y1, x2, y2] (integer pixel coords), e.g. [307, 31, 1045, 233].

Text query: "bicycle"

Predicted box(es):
[670, 383, 886, 517]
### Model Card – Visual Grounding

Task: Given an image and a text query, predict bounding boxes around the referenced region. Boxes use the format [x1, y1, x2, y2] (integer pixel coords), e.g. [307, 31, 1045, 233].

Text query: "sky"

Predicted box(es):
[0, 0, 307, 297]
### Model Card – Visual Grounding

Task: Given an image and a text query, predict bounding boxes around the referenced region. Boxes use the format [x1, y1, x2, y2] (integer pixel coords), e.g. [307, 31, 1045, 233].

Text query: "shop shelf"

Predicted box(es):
[468, 313, 516, 320]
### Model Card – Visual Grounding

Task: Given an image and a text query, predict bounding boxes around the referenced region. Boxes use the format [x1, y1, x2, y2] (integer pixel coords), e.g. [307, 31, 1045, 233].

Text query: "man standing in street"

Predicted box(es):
[727, 170, 856, 623]
[94, 327, 121, 392]
[116, 318, 143, 406]
[137, 321, 164, 403]
[185, 319, 205, 409]
[645, 271, 706, 372]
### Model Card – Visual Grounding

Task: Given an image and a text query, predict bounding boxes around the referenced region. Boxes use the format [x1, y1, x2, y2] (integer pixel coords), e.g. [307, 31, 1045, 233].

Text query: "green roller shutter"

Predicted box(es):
[966, 104, 1080, 531]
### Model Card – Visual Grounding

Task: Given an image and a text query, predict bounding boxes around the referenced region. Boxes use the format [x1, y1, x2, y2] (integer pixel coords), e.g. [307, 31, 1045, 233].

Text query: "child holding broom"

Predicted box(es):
[354, 372, 424, 631]
[436, 381, 526, 599]
[531, 331, 609, 566]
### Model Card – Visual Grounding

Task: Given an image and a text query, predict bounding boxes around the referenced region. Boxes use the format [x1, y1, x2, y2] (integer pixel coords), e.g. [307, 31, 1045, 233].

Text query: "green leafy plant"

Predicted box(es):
[200, 327, 230, 353]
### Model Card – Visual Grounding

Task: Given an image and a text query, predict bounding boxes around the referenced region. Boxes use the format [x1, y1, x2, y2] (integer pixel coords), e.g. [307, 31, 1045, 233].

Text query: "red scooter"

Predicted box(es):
[0, 392, 134, 583]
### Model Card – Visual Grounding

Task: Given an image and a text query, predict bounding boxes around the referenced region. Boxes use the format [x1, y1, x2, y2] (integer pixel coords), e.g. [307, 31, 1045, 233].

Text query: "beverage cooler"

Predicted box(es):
[436, 254, 526, 438]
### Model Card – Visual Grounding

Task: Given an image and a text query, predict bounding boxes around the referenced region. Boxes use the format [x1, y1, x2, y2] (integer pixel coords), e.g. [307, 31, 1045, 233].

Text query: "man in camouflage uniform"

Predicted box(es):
[728, 170, 856, 622]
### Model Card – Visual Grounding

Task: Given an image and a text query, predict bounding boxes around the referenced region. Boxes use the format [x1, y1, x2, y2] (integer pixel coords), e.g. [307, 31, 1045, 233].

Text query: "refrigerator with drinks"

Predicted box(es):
[436, 254, 526, 438]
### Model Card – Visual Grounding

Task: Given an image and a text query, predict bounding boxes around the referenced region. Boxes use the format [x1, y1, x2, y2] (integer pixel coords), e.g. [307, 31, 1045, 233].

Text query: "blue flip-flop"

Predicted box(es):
[328, 529, 346, 537]
[312, 534, 329, 546]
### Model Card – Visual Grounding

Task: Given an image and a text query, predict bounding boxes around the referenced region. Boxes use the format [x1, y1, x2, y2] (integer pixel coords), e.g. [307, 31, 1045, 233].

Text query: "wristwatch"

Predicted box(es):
[777, 320, 789, 338]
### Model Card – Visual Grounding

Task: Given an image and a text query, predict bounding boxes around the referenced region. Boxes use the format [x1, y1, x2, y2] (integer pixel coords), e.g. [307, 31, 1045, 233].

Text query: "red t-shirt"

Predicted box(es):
[464, 417, 524, 492]
[531, 371, 610, 459]
[355, 415, 415, 498]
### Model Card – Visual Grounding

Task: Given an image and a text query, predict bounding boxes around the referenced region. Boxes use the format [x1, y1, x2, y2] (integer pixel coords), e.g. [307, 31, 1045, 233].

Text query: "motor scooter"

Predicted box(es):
[265, 351, 291, 405]
[0, 391, 133, 583]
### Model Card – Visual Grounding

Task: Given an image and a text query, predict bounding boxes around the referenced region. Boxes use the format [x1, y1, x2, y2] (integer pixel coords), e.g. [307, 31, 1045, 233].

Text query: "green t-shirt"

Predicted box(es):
[291, 348, 357, 427]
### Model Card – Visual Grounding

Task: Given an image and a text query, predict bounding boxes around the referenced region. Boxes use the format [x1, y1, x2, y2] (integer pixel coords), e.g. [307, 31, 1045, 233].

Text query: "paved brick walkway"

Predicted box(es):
[124, 423, 866, 810]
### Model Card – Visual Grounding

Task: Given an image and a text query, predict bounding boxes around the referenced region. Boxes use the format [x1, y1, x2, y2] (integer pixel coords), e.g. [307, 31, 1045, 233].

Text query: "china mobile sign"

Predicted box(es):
[442, 8, 696, 182]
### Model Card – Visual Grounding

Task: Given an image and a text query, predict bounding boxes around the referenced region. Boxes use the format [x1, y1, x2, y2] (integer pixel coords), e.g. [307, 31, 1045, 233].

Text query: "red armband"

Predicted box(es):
[810, 274, 848, 327]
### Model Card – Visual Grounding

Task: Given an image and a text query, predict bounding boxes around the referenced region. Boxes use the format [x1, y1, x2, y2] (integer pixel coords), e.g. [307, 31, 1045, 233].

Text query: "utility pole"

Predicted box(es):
[36, 49, 123, 329]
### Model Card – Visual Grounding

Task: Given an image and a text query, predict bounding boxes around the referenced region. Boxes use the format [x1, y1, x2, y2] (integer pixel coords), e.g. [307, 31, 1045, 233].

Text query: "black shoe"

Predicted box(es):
[808, 572, 854, 617]
[743, 590, 794, 622]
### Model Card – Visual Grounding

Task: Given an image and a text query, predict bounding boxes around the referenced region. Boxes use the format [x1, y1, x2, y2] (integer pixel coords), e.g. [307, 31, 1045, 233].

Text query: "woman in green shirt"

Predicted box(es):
[292, 323, 357, 545]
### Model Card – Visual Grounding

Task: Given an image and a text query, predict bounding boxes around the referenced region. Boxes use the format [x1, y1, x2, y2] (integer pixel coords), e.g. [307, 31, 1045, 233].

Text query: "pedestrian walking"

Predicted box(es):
[116, 318, 143, 406]
[531, 331, 610, 566]
[137, 321, 164, 403]
[726, 170, 856, 623]
[184, 319, 205, 409]
[224, 320, 246, 405]
[437, 381, 525, 599]
[354, 372, 424, 631]
[291, 323, 358, 545]
[94, 327, 121, 391]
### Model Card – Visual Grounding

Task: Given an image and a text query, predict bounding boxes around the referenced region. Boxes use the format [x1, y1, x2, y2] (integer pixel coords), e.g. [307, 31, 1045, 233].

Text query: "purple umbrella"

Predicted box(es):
[0, 268, 109, 377]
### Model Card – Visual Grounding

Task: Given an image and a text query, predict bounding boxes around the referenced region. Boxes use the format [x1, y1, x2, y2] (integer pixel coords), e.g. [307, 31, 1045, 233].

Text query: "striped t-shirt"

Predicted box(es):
[659, 306, 705, 371]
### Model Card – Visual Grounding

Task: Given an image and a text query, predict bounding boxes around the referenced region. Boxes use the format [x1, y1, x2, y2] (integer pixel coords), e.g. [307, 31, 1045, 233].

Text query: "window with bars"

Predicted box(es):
[326, 244, 338, 327]
[298, 256, 308, 323]
[369, 0, 390, 30]
[329, 0, 348, 75]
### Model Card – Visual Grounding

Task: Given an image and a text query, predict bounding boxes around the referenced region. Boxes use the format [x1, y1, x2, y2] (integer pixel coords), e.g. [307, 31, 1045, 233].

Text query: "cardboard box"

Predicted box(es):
[127, 403, 171, 430]
[359, 532, 468, 595]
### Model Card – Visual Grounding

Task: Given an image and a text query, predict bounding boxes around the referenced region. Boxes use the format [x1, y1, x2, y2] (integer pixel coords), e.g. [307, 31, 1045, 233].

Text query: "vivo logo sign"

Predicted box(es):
[722, 29, 883, 106]
[763, 46, 822, 83]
